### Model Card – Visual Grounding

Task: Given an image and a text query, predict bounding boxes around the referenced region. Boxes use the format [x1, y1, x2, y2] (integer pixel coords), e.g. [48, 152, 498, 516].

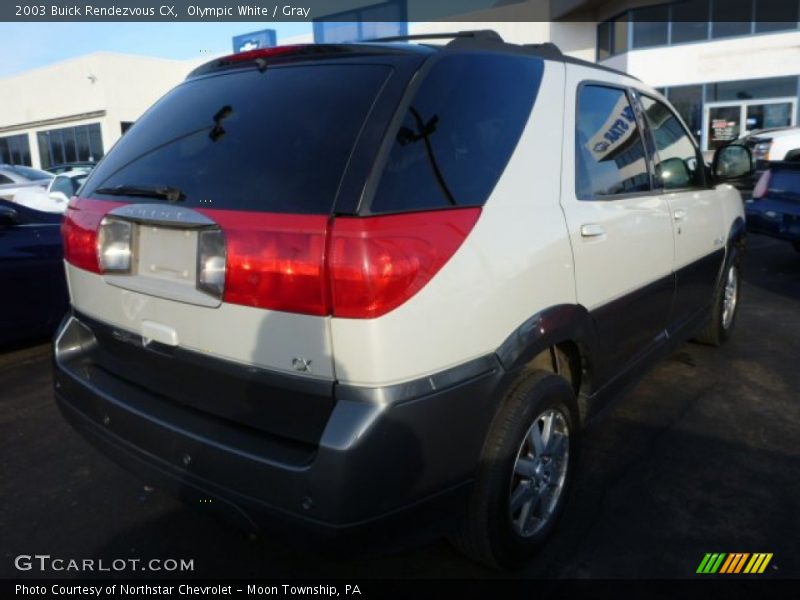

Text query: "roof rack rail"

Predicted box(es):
[522, 43, 564, 60]
[368, 30, 504, 44]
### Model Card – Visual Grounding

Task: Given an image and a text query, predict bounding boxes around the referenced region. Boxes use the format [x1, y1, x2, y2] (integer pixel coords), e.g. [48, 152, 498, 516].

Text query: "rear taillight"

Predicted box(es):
[200, 207, 480, 318]
[62, 198, 121, 273]
[65, 199, 480, 319]
[753, 170, 771, 200]
[201, 210, 331, 316]
[329, 208, 481, 318]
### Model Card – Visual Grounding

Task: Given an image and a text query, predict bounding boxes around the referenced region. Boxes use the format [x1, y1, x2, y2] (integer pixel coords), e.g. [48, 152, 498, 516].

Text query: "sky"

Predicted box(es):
[0, 22, 313, 77]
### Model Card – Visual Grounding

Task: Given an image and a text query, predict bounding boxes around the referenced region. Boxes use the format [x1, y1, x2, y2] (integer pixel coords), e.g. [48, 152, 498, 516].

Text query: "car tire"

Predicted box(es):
[695, 257, 740, 347]
[450, 369, 579, 570]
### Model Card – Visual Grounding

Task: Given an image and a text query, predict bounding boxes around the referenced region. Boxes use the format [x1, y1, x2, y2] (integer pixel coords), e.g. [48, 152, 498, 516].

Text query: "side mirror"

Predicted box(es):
[0, 205, 19, 227]
[659, 157, 692, 188]
[713, 144, 754, 182]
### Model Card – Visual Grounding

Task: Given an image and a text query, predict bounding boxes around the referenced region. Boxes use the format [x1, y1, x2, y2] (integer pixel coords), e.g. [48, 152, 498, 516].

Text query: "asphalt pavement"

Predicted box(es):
[1, 234, 798, 579]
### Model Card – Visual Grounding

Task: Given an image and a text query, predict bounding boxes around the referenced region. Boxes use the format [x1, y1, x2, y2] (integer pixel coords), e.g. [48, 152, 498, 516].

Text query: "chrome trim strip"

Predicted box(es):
[107, 203, 215, 227]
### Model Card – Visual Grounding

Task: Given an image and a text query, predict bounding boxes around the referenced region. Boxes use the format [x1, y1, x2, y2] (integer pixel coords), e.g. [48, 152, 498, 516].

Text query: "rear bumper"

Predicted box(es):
[745, 204, 800, 243]
[53, 313, 505, 539]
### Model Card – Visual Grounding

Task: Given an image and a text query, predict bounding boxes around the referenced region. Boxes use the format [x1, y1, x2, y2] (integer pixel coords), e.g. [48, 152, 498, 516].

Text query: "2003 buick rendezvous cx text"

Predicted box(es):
[53, 31, 753, 569]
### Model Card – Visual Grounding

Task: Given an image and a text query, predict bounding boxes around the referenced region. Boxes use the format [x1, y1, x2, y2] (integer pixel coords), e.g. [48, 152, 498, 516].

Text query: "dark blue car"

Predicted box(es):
[0, 199, 68, 345]
[745, 160, 800, 253]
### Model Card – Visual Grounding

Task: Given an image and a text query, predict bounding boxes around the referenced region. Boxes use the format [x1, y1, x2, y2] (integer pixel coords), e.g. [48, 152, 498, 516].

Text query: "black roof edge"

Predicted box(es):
[370, 28, 641, 82]
[188, 29, 642, 83]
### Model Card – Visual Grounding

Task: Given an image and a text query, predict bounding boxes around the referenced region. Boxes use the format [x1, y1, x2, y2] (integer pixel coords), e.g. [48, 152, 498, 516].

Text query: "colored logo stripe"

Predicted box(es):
[698, 553, 773, 574]
[697, 553, 727, 573]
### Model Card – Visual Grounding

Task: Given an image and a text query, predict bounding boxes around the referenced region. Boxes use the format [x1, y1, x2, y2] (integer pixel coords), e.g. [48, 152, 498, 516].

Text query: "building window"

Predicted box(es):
[37, 123, 104, 169]
[314, 1, 406, 43]
[597, 0, 799, 61]
[671, 0, 710, 43]
[711, 0, 753, 38]
[706, 76, 798, 102]
[597, 20, 612, 60]
[0, 134, 32, 166]
[597, 13, 629, 59]
[632, 4, 669, 48]
[755, 0, 800, 33]
[665, 85, 704, 141]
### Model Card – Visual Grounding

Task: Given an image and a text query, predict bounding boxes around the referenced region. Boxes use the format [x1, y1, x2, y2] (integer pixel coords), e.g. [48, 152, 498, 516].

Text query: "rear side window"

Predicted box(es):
[368, 54, 543, 214]
[576, 85, 651, 199]
[82, 65, 391, 214]
[639, 95, 704, 190]
[768, 168, 800, 200]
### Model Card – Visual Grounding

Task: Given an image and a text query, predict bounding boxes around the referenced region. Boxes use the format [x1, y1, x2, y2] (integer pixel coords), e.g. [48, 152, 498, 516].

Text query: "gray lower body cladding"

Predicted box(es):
[53, 314, 505, 535]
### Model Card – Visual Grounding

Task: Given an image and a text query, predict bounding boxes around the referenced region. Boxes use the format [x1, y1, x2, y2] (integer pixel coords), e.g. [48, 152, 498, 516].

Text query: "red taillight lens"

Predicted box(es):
[62, 198, 122, 273]
[752, 169, 771, 200]
[200, 210, 330, 316]
[329, 208, 481, 319]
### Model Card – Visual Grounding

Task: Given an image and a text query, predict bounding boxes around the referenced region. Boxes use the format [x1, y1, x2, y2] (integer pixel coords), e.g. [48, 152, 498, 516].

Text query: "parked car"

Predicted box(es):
[52, 32, 752, 569]
[12, 171, 88, 213]
[46, 161, 96, 175]
[745, 159, 800, 252]
[0, 164, 53, 202]
[737, 126, 800, 189]
[0, 199, 67, 345]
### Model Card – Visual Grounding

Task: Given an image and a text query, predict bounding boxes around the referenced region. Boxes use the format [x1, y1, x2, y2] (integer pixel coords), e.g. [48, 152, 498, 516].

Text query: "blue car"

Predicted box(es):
[745, 160, 800, 252]
[0, 198, 68, 345]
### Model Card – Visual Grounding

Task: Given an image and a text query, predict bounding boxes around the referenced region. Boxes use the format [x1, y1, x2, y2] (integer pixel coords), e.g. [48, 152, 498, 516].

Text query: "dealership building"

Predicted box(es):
[1, 0, 799, 170]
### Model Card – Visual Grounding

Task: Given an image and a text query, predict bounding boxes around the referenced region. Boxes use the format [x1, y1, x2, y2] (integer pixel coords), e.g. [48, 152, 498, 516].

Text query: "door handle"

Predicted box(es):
[580, 224, 606, 238]
[673, 208, 687, 221]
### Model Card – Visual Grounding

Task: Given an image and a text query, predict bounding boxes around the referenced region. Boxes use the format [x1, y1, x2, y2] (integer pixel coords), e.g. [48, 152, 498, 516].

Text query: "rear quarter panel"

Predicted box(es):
[330, 60, 576, 387]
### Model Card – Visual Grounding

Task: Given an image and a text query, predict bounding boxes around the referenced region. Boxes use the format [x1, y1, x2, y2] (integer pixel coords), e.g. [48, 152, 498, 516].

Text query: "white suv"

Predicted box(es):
[53, 32, 752, 569]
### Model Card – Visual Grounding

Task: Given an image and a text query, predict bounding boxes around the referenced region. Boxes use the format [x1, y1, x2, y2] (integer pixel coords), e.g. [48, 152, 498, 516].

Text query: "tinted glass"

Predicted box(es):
[613, 15, 629, 55]
[768, 169, 800, 201]
[639, 96, 704, 190]
[712, 0, 753, 38]
[755, 0, 799, 33]
[706, 76, 798, 102]
[83, 65, 390, 214]
[369, 54, 542, 213]
[576, 85, 651, 199]
[632, 5, 669, 48]
[667, 85, 703, 140]
[8, 165, 53, 181]
[671, 0, 710, 43]
[597, 21, 612, 60]
[51, 176, 78, 197]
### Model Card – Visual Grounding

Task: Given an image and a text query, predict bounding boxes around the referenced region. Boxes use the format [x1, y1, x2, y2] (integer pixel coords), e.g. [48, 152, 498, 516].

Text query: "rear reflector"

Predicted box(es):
[329, 208, 481, 318]
[62, 198, 122, 274]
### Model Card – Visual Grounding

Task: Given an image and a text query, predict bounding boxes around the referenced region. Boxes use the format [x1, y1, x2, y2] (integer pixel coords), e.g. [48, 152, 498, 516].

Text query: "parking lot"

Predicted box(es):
[1, 234, 798, 580]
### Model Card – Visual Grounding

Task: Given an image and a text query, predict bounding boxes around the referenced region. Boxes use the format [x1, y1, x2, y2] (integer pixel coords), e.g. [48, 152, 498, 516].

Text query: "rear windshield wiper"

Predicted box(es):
[94, 184, 185, 202]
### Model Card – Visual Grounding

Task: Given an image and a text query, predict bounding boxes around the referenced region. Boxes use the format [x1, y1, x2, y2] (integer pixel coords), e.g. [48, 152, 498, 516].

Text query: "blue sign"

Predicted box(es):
[232, 29, 277, 53]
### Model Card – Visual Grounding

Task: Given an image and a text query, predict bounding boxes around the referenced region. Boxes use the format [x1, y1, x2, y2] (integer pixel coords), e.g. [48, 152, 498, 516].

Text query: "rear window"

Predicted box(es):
[769, 168, 800, 200]
[9, 165, 53, 181]
[82, 64, 391, 214]
[368, 53, 543, 214]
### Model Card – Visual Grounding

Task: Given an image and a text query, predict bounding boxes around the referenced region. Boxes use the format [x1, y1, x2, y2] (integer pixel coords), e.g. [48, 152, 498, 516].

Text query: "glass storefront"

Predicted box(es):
[662, 76, 799, 150]
[37, 123, 104, 169]
[0, 133, 31, 166]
